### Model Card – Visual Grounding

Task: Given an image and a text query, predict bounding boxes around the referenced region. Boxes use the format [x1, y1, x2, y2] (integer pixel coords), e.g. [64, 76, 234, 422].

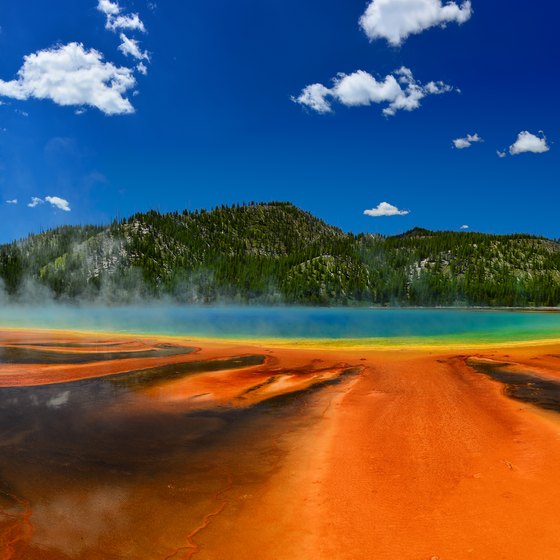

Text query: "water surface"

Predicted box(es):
[0, 306, 559, 343]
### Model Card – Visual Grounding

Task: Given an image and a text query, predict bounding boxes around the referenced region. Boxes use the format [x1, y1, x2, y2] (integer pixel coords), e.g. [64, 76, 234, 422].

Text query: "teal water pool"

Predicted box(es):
[0, 306, 559, 343]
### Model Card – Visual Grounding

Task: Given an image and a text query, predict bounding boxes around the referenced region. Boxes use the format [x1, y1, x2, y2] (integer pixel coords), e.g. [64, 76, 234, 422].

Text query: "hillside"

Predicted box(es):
[1, 201, 559, 306]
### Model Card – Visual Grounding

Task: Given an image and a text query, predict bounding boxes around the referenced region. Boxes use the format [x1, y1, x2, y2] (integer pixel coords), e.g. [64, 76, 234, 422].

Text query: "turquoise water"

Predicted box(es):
[0, 306, 559, 343]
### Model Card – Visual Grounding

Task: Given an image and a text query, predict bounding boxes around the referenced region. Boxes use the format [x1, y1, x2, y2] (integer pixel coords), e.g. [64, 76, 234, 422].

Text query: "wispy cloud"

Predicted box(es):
[364, 202, 410, 217]
[453, 133, 483, 149]
[509, 131, 550, 155]
[136, 62, 148, 75]
[0, 43, 136, 115]
[97, 1, 146, 33]
[118, 33, 150, 61]
[97, 1, 150, 77]
[496, 150, 507, 158]
[28, 197, 44, 208]
[293, 67, 455, 117]
[107, 13, 146, 33]
[360, 0, 472, 46]
[5, 199, 17, 205]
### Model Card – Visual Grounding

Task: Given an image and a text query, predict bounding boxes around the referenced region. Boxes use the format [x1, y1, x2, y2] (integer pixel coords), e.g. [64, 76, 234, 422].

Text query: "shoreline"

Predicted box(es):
[2, 325, 560, 352]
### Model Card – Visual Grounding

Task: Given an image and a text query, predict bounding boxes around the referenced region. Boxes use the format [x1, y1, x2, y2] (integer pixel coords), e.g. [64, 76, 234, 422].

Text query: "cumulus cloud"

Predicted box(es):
[293, 67, 454, 117]
[0, 42, 136, 115]
[453, 133, 482, 149]
[136, 62, 148, 75]
[97, 1, 146, 33]
[98, 0, 120, 16]
[118, 33, 150, 60]
[509, 131, 550, 155]
[28, 197, 44, 208]
[460, 224, 469, 229]
[496, 150, 507, 158]
[45, 196, 71, 212]
[6, 199, 17, 205]
[294, 83, 332, 114]
[364, 202, 410, 217]
[360, 0, 473, 46]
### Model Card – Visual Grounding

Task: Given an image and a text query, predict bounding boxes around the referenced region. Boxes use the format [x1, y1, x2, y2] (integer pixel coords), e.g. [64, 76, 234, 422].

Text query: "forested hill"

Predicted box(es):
[1, 201, 559, 306]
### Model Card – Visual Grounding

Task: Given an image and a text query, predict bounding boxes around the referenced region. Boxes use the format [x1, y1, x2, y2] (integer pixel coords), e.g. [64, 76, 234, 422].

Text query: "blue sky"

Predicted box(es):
[0, 0, 557, 242]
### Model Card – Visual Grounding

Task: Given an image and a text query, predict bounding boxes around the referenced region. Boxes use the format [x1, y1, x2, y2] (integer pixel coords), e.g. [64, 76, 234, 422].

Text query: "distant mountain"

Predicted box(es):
[1, 201, 559, 306]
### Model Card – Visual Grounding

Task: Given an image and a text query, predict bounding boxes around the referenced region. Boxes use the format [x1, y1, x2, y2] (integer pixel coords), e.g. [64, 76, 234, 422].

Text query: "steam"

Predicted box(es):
[32, 487, 128, 554]
[0, 269, 283, 308]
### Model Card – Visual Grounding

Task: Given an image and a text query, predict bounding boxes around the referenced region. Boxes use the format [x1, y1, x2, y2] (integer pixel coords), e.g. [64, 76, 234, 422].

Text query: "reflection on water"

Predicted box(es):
[0, 336, 356, 559]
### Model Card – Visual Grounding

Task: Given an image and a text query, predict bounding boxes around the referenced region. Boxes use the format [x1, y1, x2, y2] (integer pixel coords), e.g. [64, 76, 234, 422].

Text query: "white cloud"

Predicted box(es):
[118, 33, 150, 61]
[98, 0, 146, 32]
[98, 1, 146, 32]
[6, 199, 17, 205]
[98, 2, 150, 81]
[360, 0, 473, 46]
[293, 67, 454, 117]
[0, 42, 136, 115]
[27, 196, 71, 211]
[460, 224, 469, 229]
[364, 202, 410, 217]
[453, 138, 470, 149]
[28, 197, 44, 208]
[107, 13, 146, 33]
[97, 0, 121, 16]
[293, 83, 332, 114]
[98, 1, 146, 33]
[45, 196, 71, 212]
[496, 150, 507, 158]
[136, 62, 148, 75]
[331, 71, 401, 107]
[509, 131, 550, 155]
[453, 133, 482, 149]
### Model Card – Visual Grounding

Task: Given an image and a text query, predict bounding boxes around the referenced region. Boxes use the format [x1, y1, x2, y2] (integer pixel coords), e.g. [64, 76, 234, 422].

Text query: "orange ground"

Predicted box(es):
[2, 330, 560, 559]
[194, 344, 560, 560]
